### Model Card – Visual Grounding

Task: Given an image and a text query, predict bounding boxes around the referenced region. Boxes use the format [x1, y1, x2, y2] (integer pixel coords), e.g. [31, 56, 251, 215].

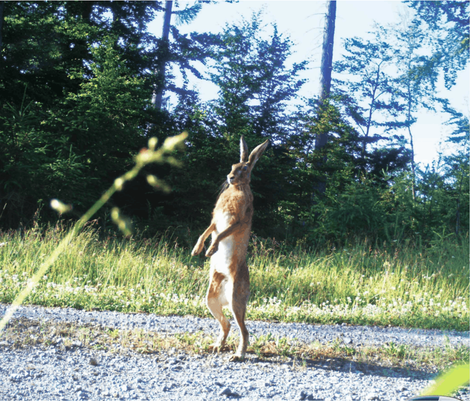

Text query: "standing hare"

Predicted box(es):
[191, 136, 269, 361]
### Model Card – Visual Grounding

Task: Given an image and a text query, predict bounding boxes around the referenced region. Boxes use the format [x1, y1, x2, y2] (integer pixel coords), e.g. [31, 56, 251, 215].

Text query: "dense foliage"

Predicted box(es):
[0, 1, 468, 247]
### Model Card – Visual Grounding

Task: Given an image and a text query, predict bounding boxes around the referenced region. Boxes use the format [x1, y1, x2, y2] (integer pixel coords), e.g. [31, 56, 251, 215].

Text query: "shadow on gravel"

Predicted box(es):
[247, 354, 435, 381]
[306, 358, 434, 380]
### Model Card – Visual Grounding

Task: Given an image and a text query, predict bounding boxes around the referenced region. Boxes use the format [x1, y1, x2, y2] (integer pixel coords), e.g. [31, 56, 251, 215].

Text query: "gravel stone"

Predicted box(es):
[0, 303, 469, 401]
[219, 387, 234, 396]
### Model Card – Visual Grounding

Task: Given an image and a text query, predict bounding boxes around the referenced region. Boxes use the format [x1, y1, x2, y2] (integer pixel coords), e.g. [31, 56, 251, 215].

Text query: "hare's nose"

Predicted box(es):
[228, 174, 235, 184]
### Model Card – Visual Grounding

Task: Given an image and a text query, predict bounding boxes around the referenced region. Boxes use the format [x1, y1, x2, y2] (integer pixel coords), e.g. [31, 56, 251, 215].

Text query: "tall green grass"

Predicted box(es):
[0, 224, 468, 331]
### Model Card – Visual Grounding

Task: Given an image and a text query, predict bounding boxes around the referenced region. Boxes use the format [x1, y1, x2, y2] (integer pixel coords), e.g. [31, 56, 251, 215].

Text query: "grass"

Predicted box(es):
[0, 223, 468, 332]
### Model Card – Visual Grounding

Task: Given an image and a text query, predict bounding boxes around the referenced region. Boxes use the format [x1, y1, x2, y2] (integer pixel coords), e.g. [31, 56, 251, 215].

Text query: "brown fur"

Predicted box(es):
[191, 136, 269, 361]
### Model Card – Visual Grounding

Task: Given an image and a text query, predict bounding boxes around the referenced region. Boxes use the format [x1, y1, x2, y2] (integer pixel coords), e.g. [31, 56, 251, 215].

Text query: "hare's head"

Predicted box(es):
[227, 136, 269, 187]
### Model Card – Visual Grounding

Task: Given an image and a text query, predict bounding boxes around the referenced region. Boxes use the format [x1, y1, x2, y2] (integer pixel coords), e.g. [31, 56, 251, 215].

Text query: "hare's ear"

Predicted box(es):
[248, 139, 269, 168]
[240, 136, 249, 163]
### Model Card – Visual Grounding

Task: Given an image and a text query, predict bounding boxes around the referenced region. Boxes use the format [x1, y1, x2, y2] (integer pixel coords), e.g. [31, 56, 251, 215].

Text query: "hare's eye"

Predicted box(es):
[242, 165, 248, 171]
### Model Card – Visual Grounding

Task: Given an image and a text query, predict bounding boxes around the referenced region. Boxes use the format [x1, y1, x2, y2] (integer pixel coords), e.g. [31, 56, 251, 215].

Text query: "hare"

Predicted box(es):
[191, 136, 269, 361]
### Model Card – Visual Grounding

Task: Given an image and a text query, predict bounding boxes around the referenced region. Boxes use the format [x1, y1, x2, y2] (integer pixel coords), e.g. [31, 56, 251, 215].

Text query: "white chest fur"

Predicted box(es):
[214, 209, 231, 232]
[211, 210, 234, 276]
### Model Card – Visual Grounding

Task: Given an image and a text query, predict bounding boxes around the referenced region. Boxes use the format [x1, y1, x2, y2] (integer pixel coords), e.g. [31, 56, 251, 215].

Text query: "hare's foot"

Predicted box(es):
[230, 341, 247, 362]
[208, 344, 221, 354]
[208, 341, 226, 354]
[205, 242, 219, 257]
[229, 353, 245, 362]
[208, 331, 229, 353]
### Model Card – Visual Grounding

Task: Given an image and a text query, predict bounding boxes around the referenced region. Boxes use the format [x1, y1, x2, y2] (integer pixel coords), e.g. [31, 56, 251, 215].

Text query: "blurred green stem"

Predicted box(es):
[0, 132, 187, 333]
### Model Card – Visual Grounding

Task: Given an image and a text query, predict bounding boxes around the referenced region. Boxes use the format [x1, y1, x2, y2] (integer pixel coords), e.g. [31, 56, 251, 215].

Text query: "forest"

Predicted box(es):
[0, 0, 468, 247]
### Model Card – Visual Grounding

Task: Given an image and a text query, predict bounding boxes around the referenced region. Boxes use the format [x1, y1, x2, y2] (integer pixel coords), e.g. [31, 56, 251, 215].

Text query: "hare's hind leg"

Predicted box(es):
[206, 271, 231, 352]
[229, 276, 250, 362]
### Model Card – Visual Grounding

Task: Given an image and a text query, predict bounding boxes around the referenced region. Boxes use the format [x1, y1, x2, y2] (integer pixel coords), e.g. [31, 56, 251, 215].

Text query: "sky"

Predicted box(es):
[148, 1, 469, 168]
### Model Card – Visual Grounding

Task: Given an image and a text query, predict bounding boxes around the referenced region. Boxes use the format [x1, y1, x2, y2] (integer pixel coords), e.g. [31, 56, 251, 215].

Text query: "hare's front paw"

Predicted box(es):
[205, 242, 219, 257]
[191, 240, 204, 256]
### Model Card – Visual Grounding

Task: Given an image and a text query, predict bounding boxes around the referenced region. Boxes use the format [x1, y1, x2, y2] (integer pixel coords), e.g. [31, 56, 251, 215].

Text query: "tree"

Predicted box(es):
[332, 27, 411, 181]
[152, 1, 221, 110]
[439, 99, 469, 235]
[391, 17, 438, 202]
[209, 15, 307, 142]
[161, 13, 307, 236]
[1, 2, 161, 105]
[439, 99, 470, 145]
[404, 0, 469, 89]
[334, 30, 395, 158]
[0, 2, 161, 227]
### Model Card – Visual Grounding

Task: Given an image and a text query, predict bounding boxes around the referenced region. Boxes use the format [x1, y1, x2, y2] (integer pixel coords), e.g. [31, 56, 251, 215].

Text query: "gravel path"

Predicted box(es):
[0, 304, 469, 401]
[3, 304, 467, 348]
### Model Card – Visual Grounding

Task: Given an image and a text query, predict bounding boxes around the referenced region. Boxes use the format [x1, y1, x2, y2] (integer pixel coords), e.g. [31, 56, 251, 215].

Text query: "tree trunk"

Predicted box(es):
[0, 2, 5, 51]
[153, 0, 173, 110]
[455, 162, 464, 235]
[406, 81, 416, 203]
[318, 0, 337, 102]
[314, 0, 336, 196]
[407, 125, 416, 202]
[362, 66, 381, 158]
[315, 0, 336, 152]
